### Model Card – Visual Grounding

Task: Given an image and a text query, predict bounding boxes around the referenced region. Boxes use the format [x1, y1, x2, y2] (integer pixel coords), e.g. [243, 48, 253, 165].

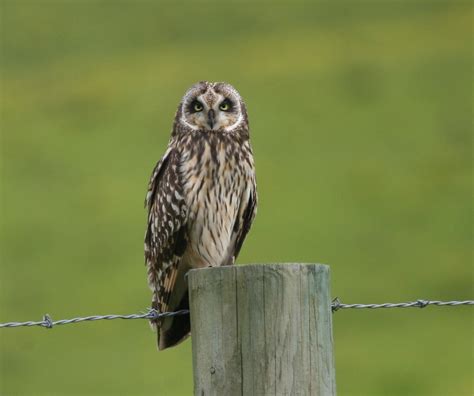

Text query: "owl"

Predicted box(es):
[144, 81, 257, 350]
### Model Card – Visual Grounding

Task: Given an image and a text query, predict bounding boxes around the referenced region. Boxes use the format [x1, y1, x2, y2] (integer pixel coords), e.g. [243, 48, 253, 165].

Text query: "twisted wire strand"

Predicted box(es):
[0, 309, 190, 329]
[331, 299, 474, 312]
[1, 299, 472, 329]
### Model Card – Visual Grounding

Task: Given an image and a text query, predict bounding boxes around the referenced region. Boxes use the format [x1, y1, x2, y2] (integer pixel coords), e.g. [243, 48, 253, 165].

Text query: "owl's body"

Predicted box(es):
[145, 82, 257, 350]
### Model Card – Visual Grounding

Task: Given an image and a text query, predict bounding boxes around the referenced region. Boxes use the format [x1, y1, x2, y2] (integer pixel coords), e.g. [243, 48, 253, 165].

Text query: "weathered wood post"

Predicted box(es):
[188, 263, 336, 396]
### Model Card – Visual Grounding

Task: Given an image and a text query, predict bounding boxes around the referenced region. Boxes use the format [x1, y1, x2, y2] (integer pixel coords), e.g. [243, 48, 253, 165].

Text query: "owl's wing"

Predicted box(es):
[144, 144, 187, 320]
[232, 177, 258, 261]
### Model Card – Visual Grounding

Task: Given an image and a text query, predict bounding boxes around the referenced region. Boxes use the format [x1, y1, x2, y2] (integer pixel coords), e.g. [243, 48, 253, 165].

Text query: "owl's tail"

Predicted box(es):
[151, 264, 191, 350]
[157, 290, 190, 350]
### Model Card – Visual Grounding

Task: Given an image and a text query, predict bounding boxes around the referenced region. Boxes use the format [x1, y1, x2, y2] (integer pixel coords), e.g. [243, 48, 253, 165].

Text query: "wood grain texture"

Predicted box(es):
[188, 264, 336, 396]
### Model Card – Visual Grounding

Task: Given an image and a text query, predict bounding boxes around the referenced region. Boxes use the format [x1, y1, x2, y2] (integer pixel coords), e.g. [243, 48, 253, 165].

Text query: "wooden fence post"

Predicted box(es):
[188, 263, 336, 396]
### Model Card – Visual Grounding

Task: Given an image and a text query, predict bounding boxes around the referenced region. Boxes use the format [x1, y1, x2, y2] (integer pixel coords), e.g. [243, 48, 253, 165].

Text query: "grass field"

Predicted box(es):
[1, 1, 472, 395]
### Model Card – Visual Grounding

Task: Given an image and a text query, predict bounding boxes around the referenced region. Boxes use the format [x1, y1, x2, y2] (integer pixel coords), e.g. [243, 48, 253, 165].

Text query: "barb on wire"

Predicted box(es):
[331, 298, 474, 312]
[0, 308, 190, 329]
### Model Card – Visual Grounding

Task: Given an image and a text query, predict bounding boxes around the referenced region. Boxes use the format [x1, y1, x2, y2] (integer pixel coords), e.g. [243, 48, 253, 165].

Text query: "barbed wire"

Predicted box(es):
[0, 309, 189, 329]
[0, 299, 472, 329]
[330, 298, 474, 311]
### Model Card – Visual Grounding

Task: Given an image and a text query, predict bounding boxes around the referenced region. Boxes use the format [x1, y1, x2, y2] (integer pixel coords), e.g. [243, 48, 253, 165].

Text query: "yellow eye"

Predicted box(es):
[219, 100, 231, 111]
[193, 102, 203, 112]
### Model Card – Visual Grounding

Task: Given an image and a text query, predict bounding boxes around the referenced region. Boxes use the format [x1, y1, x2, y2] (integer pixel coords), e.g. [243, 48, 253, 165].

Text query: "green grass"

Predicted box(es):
[1, 1, 472, 395]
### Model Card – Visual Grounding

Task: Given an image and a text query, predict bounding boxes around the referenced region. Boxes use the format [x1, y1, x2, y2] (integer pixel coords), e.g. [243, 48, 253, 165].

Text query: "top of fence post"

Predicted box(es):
[188, 263, 337, 396]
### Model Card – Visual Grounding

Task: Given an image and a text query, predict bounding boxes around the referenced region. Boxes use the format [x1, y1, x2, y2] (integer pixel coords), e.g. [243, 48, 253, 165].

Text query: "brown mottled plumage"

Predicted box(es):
[144, 81, 257, 350]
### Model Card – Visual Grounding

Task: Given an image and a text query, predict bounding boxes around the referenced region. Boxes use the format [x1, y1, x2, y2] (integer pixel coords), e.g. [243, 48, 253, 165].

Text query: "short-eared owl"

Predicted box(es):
[144, 81, 257, 350]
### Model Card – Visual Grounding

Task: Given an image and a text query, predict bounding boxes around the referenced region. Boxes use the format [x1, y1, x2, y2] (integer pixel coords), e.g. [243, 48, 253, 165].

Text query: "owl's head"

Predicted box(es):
[179, 81, 247, 132]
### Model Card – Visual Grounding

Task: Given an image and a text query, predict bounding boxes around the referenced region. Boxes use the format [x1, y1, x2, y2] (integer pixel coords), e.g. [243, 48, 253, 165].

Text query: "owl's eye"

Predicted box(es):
[191, 100, 203, 112]
[219, 100, 232, 112]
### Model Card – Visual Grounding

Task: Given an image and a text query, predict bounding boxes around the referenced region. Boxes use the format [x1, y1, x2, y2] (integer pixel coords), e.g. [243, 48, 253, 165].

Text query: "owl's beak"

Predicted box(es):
[207, 109, 215, 129]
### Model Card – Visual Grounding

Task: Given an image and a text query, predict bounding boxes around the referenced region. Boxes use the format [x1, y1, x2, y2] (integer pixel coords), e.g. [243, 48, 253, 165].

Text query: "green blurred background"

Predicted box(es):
[1, 1, 472, 395]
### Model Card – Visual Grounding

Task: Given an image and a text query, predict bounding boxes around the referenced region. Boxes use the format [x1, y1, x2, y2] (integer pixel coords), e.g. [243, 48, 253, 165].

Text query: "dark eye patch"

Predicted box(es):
[219, 98, 234, 111]
[188, 99, 203, 113]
